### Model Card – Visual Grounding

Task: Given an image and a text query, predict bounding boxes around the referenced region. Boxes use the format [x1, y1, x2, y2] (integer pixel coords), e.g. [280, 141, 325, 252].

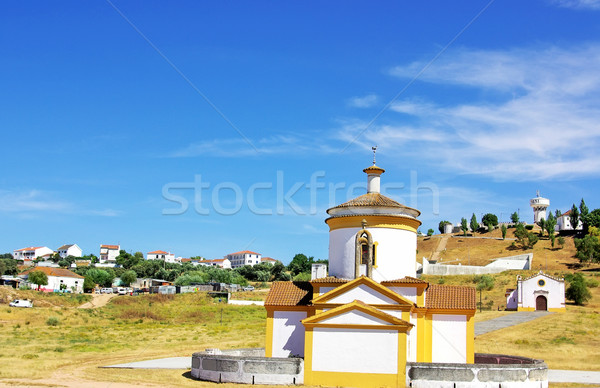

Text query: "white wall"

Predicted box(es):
[388, 286, 417, 303]
[312, 328, 398, 374]
[327, 284, 397, 305]
[506, 289, 518, 310]
[519, 275, 565, 310]
[43, 276, 83, 293]
[328, 226, 416, 281]
[431, 314, 467, 363]
[272, 310, 307, 358]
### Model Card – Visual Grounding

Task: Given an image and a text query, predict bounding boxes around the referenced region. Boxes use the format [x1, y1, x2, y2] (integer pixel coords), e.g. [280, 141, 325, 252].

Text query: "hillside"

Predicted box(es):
[417, 227, 600, 272]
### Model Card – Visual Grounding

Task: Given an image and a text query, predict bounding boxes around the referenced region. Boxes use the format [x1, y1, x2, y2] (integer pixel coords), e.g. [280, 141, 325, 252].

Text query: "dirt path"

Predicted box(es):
[431, 235, 449, 261]
[78, 293, 117, 309]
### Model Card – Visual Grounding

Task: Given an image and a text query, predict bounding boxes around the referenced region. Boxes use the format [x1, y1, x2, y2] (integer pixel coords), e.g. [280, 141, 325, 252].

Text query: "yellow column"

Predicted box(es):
[304, 328, 314, 385]
[265, 309, 274, 357]
[424, 314, 432, 362]
[416, 312, 425, 362]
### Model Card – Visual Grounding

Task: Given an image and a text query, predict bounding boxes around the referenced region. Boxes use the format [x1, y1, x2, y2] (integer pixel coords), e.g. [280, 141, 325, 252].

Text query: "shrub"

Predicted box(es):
[566, 273, 592, 305]
[46, 317, 60, 326]
[525, 225, 534, 230]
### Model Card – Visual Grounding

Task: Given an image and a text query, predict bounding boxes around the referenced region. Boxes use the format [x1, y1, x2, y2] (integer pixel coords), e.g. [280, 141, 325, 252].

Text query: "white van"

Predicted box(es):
[9, 299, 33, 308]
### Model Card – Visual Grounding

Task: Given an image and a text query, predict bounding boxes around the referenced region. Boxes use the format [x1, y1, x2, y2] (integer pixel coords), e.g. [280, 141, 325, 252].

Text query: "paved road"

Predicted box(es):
[548, 370, 600, 384]
[475, 311, 553, 336]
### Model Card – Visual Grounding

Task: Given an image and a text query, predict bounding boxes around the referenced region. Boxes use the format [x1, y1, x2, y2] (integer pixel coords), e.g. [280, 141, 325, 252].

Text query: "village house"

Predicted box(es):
[226, 251, 262, 268]
[99, 244, 120, 264]
[557, 210, 583, 232]
[57, 244, 82, 258]
[21, 266, 84, 293]
[146, 250, 176, 263]
[261, 257, 278, 264]
[13, 246, 54, 261]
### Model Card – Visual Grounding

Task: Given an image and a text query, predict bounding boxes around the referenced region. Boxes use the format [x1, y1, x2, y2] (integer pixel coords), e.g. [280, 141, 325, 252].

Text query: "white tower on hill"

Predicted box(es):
[530, 190, 550, 224]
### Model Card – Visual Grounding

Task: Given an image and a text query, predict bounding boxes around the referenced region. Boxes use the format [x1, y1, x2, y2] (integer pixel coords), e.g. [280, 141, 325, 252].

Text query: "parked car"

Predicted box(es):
[100, 288, 113, 294]
[117, 287, 127, 295]
[243, 285, 255, 291]
[9, 299, 33, 308]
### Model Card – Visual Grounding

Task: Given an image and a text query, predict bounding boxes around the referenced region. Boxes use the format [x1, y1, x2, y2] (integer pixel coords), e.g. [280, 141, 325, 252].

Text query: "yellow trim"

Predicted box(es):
[312, 303, 413, 311]
[265, 311, 274, 357]
[264, 305, 310, 312]
[424, 314, 432, 362]
[304, 323, 411, 330]
[306, 371, 404, 388]
[466, 315, 474, 363]
[311, 276, 414, 307]
[326, 214, 421, 232]
[373, 241, 379, 268]
[548, 307, 566, 312]
[304, 328, 314, 384]
[402, 310, 410, 323]
[416, 313, 425, 362]
[517, 307, 535, 312]
[397, 330, 407, 387]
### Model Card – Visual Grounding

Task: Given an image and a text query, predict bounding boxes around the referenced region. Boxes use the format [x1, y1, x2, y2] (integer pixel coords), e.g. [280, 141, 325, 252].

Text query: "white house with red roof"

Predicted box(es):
[21, 266, 84, 293]
[557, 210, 583, 231]
[13, 246, 54, 261]
[261, 257, 278, 264]
[57, 244, 82, 258]
[146, 250, 176, 263]
[99, 244, 120, 264]
[226, 250, 262, 268]
[506, 271, 565, 312]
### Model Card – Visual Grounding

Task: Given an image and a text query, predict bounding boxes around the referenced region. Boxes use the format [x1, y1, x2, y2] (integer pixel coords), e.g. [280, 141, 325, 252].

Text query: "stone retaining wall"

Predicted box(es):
[191, 348, 303, 385]
[407, 354, 547, 388]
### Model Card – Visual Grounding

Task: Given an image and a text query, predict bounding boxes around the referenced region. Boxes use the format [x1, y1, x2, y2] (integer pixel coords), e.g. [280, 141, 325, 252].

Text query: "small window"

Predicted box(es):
[538, 279, 545, 287]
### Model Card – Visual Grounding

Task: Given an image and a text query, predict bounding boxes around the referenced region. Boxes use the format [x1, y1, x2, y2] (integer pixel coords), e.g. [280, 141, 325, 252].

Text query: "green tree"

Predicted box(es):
[550, 233, 556, 248]
[427, 228, 434, 237]
[28, 270, 48, 290]
[565, 273, 591, 305]
[570, 204, 580, 232]
[83, 276, 96, 292]
[482, 213, 499, 227]
[555, 209, 562, 219]
[580, 198, 590, 234]
[558, 236, 565, 249]
[438, 221, 451, 234]
[0, 258, 18, 275]
[545, 212, 557, 237]
[574, 234, 600, 264]
[501, 224, 507, 240]
[287, 254, 314, 276]
[510, 211, 520, 224]
[470, 213, 479, 233]
[586, 209, 600, 229]
[120, 270, 137, 286]
[474, 275, 495, 312]
[461, 218, 468, 236]
[514, 223, 538, 249]
[86, 268, 114, 287]
[537, 218, 546, 236]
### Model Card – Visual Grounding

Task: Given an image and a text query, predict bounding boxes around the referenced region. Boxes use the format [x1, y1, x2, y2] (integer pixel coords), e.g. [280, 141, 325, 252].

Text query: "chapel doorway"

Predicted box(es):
[535, 295, 547, 311]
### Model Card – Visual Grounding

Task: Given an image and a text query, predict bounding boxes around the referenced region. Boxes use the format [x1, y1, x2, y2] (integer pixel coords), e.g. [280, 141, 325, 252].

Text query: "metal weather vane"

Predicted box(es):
[372, 145, 377, 165]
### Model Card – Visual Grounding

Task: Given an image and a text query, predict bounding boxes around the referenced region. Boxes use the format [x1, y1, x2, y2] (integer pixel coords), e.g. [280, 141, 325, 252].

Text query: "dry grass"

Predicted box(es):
[0, 291, 265, 386]
[418, 231, 600, 272]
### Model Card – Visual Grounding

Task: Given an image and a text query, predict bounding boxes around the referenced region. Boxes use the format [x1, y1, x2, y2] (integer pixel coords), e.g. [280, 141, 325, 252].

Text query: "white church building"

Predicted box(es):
[264, 159, 476, 388]
[506, 271, 565, 312]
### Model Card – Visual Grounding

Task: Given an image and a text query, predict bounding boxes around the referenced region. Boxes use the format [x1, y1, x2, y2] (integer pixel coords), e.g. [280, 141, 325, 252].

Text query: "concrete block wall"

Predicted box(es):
[191, 348, 303, 385]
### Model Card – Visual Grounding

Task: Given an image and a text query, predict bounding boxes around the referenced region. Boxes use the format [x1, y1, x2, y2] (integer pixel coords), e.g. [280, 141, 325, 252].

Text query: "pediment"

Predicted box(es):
[303, 300, 412, 328]
[311, 276, 414, 308]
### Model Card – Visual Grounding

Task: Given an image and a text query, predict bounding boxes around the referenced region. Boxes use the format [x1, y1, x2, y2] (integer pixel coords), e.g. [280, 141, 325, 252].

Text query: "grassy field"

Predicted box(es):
[0, 289, 266, 387]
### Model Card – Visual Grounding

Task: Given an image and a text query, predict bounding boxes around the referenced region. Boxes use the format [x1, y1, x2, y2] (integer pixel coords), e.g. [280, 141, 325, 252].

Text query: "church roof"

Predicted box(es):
[310, 276, 349, 284]
[327, 193, 407, 212]
[426, 284, 476, 310]
[381, 276, 428, 285]
[264, 281, 313, 307]
[520, 270, 564, 282]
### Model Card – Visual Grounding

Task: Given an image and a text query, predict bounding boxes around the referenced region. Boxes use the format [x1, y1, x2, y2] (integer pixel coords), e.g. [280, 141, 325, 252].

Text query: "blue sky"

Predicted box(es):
[2, 1, 600, 264]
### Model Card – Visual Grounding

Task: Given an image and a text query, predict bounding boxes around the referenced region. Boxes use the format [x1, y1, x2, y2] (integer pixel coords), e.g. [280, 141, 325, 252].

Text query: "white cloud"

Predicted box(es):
[369, 44, 600, 181]
[169, 134, 338, 158]
[0, 190, 120, 217]
[347, 94, 380, 108]
[551, 0, 600, 9]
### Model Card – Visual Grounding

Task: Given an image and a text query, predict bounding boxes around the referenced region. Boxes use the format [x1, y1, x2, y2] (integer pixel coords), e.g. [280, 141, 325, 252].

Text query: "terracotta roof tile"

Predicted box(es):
[329, 193, 404, 210]
[101, 245, 119, 250]
[228, 250, 260, 255]
[310, 276, 349, 284]
[21, 266, 84, 279]
[265, 281, 313, 307]
[148, 250, 169, 254]
[14, 247, 44, 252]
[381, 276, 429, 285]
[426, 284, 476, 310]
